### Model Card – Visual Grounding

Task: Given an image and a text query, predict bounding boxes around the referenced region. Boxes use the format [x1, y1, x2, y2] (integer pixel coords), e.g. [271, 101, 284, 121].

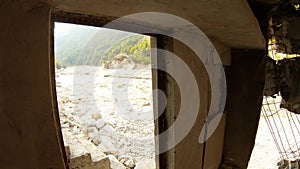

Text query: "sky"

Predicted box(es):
[54, 22, 100, 36]
[54, 22, 73, 35]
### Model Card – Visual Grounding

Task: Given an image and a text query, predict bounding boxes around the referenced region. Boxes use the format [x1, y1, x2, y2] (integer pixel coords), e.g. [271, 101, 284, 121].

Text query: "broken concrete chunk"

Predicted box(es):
[94, 157, 111, 169]
[70, 153, 93, 168]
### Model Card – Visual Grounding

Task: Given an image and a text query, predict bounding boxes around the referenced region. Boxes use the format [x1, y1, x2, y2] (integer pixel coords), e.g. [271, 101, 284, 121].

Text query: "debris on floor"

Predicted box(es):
[278, 159, 300, 169]
[56, 66, 156, 169]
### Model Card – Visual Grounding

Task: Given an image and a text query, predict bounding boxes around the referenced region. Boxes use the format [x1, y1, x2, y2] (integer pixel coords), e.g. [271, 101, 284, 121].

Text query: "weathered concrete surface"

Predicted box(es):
[253, 0, 298, 4]
[204, 114, 226, 169]
[172, 37, 227, 169]
[221, 50, 265, 169]
[172, 38, 208, 169]
[0, 0, 268, 168]
[49, 0, 264, 49]
[0, 1, 66, 169]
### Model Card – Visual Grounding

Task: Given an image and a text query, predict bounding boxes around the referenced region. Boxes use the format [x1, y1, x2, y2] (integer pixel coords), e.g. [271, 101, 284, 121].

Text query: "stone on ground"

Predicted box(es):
[134, 159, 156, 169]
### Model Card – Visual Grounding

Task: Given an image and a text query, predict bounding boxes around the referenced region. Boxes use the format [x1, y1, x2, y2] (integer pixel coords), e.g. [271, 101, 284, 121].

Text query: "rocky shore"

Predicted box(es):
[56, 66, 156, 169]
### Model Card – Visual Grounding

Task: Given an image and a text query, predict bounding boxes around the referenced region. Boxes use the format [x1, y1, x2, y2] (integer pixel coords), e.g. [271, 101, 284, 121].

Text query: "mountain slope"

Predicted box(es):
[54, 23, 150, 67]
[103, 35, 151, 64]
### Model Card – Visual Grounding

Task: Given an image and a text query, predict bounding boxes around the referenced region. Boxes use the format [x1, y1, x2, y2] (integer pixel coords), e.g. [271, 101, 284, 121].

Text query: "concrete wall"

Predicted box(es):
[171, 38, 227, 169]
[0, 1, 66, 169]
[0, 0, 265, 169]
[221, 49, 265, 168]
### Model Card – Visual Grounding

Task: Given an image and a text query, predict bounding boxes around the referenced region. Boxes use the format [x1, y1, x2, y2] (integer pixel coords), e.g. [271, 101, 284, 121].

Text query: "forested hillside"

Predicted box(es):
[103, 35, 150, 64]
[54, 23, 151, 68]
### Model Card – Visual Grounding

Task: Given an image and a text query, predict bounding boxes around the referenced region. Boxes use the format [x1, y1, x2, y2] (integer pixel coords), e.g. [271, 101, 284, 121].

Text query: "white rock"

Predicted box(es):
[72, 126, 80, 135]
[99, 136, 117, 152]
[107, 155, 126, 169]
[95, 119, 106, 129]
[91, 138, 101, 146]
[102, 125, 116, 133]
[92, 113, 102, 120]
[87, 127, 96, 133]
[87, 119, 97, 127]
[88, 127, 100, 143]
[124, 159, 135, 168]
[57, 67, 156, 167]
[134, 159, 156, 169]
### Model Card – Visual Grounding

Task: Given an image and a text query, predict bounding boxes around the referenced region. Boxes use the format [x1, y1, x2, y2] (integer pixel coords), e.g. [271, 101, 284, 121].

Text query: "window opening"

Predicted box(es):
[54, 22, 156, 169]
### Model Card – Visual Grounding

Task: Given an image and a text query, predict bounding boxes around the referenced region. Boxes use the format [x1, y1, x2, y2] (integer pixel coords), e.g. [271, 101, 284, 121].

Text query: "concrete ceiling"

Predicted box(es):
[254, 0, 279, 4]
[254, 0, 298, 4]
[50, 0, 265, 49]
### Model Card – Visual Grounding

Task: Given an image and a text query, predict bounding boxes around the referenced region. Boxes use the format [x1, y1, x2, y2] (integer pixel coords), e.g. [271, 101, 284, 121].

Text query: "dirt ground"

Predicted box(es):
[248, 96, 300, 169]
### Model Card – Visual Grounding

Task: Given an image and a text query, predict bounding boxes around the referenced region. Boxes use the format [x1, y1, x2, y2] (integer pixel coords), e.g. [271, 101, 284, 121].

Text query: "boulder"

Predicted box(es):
[107, 155, 126, 169]
[92, 113, 102, 120]
[124, 159, 135, 168]
[95, 119, 106, 129]
[104, 54, 136, 70]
